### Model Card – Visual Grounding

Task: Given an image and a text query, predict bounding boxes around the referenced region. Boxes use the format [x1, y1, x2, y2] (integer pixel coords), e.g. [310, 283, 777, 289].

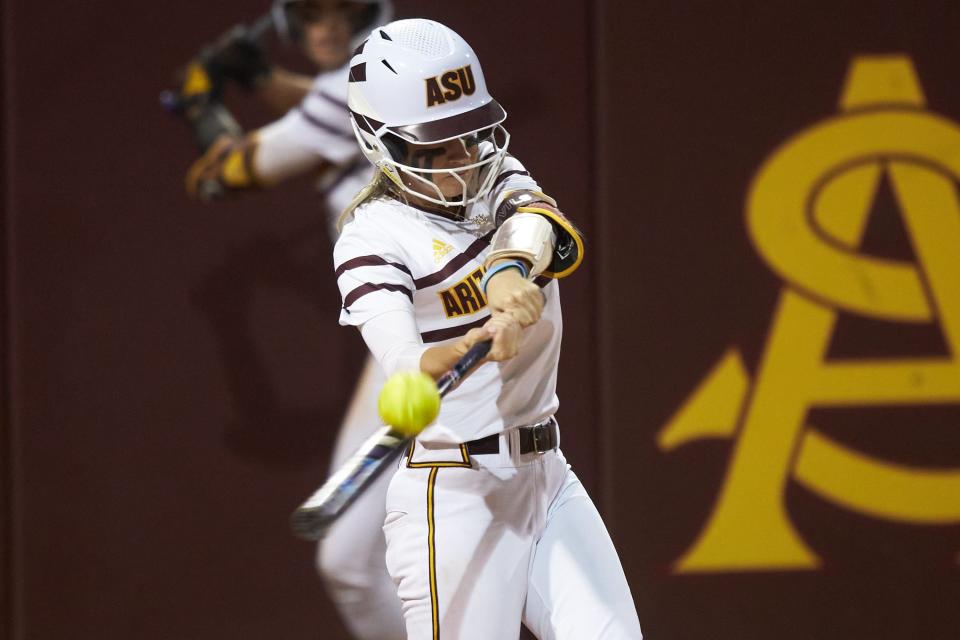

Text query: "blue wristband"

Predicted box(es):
[480, 260, 529, 295]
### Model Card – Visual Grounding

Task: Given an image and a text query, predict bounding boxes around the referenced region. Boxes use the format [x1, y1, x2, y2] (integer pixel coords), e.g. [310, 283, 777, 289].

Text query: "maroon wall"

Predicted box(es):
[2, 0, 596, 638]
[2, 0, 11, 633]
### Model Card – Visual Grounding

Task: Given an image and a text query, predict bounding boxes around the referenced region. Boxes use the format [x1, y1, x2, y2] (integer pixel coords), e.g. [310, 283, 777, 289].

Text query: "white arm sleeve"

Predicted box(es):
[253, 114, 325, 183]
[253, 68, 359, 183]
[359, 309, 430, 376]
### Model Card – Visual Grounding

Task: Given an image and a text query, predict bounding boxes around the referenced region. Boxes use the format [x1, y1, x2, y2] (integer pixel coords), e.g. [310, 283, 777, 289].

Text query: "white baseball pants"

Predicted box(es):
[383, 433, 643, 639]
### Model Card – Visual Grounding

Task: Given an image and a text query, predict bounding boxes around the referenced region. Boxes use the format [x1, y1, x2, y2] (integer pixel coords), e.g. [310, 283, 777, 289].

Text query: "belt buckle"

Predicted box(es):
[531, 420, 553, 454]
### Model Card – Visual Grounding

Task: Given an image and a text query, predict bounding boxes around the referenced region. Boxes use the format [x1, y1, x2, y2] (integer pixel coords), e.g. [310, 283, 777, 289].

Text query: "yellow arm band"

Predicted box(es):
[219, 138, 261, 189]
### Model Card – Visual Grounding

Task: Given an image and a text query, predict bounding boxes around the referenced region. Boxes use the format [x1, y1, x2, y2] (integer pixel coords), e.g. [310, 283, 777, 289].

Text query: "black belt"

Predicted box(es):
[464, 417, 558, 456]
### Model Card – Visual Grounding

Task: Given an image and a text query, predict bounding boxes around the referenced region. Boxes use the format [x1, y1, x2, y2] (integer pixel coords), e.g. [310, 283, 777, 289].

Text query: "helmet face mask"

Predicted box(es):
[347, 19, 510, 208]
[370, 125, 510, 207]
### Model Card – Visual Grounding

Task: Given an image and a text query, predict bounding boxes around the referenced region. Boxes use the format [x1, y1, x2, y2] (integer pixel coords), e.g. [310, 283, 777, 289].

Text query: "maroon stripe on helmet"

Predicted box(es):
[389, 100, 506, 143]
[335, 254, 412, 279]
[343, 282, 413, 310]
[350, 109, 384, 135]
[413, 231, 494, 290]
[349, 62, 367, 82]
[420, 315, 489, 343]
[297, 108, 355, 140]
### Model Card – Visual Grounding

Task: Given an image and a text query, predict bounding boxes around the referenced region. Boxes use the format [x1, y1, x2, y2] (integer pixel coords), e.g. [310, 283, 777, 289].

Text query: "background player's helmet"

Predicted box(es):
[271, 0, 393, 50]
[346, 19, 510, 207]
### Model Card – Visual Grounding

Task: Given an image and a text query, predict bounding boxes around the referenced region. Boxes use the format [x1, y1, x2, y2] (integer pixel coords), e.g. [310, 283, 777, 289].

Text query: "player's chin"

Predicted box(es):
[440, 189, 465, 202]
[437, 177, 476, 202]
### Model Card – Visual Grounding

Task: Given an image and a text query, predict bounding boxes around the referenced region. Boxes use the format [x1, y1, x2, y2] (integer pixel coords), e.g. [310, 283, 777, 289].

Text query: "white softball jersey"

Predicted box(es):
[254, 66, 375, 229]
[335, 156, 644, 639]
[333, 155, 561, 444]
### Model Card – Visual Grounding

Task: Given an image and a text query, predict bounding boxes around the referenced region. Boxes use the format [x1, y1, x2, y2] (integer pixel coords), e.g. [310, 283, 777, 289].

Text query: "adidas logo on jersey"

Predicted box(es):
[438, 267, 487, 318]
[433, 239, 454, 264]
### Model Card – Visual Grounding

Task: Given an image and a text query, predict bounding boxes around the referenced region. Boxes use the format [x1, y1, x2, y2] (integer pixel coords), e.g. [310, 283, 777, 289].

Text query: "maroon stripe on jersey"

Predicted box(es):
[296, 107, 355, 140]
[492, 169, 530, 190]
[315, 89, 349, 111]
[335, 255, 412, 279]
[343, 282, 413, 309]
[413, 232, 494, 290]
[320, 156, 368, 198]
[420, 315, 489, 343]
[534, 275, 550, 288]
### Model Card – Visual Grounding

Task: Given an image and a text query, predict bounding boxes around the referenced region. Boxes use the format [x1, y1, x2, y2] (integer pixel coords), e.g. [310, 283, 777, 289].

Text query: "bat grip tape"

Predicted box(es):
[437, 339, 491, 397]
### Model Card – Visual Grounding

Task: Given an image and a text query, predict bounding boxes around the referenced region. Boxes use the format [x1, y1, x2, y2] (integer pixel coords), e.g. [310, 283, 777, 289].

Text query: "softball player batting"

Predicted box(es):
[181, 2, 407, 639]
[335, 19, 643, 639]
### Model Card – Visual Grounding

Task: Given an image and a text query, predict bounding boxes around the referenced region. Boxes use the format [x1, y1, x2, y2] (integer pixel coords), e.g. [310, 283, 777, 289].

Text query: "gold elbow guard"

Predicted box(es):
[485, 213, 556, 276]
[516, 203, 584, 278]
[492, 190, 584, 278]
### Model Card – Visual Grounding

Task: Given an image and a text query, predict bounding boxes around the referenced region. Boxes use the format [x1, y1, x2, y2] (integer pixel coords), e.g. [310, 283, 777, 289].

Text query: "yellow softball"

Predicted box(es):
[377, 371, 441, 437]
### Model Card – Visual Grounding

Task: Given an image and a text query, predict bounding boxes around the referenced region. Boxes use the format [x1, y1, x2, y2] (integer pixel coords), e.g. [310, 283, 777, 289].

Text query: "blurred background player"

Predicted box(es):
[170, 2, 406, 639]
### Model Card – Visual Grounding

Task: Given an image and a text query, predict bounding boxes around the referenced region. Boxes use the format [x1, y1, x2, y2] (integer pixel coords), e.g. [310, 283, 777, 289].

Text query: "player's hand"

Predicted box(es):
[483, 313, 522, 361]
[456, 313, 522, 363]
[185, 134, 235, 200]
[186, 133, 262, 201]
[484, 267, 544, 327]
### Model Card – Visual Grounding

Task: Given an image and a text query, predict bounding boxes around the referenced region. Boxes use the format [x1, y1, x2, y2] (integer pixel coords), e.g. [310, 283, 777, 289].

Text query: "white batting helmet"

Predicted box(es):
[347, 19, 510, 206]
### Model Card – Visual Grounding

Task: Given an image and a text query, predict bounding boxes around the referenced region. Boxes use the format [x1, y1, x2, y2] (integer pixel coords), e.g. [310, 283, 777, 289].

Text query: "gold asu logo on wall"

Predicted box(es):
[657, 56, 960, 572]
[425, 65, 476, 107]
